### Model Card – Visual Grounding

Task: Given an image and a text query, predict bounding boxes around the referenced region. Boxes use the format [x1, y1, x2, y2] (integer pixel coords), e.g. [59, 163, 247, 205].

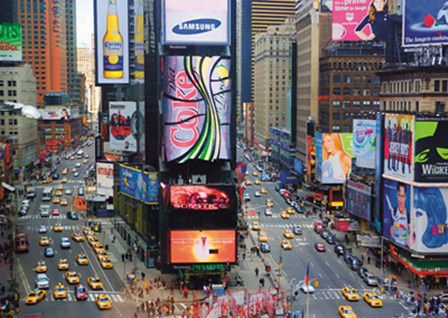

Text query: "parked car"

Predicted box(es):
[363, 273, 379, 286]
[325, 235, 336, 245]
[334, 244, 346, 256]
[348, 256, 363, 271]
[358, 267, 368, 279]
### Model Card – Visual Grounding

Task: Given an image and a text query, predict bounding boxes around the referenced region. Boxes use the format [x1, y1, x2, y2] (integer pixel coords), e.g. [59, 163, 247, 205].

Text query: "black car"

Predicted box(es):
[320, 230, 330, 240]
[358, 266, 368, 279]
[44, 247, 55, 257]
[52, 173, 60, 180]
[259, 243, 271, 253]
[334, 244, 346, 256]
[343, 253, 353, 263]
[348, 256, 363, 271]
[325, 235, 336, 245]
[66, 211, 79, 220]
[293, 225, 302, 235]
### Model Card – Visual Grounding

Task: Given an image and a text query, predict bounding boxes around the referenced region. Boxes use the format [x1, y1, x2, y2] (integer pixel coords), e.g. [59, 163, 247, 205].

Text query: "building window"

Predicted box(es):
[333, 88, 341, 95]
[343, 75, 351, 83]
[435, 80, 440, 92]
[373, 76, 381, 84]
[332, 101, 340, 108]
[343, 88, 351, 95]
[343, 112, 350, 119]
[363, 101, 371, 107]
[332, 113, 340, 120]
[342, 125, 350, 132]
[333, 75, 341, 83]
[353, 101, 360, 107]
[363, 88, 371, 96]
[443, 80, 448, 92]
[343, 101, 350, 108]
[353, 88, 360, 96]
[373, 101, 380, 107]
[436, 101, 445, 113]
[354, 76, 361, 84]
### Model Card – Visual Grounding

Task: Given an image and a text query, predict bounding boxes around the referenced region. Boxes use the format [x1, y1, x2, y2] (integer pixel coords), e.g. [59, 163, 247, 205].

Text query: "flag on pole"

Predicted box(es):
[235, 161, 247, 186]
[304, 262, 310, 286]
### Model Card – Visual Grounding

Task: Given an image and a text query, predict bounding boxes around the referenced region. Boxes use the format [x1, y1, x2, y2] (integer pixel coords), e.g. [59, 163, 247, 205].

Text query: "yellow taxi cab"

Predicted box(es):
[97, 250, 108, 261]
[70, 156, 75, 160]
[252, 220, 261, 231]
[363, 292, 382, 307]
[88, 276, 104, 290]
[71, 168, 77, 173]
[100, 256, 113, 269]
[36, 260, 47, 273]
[88, 237, 99, 247]
[53, 283, 67, 299]
[61, 177, 68, 183]
[55, 190, 63, 197]
[42, 178, 53, 184]
[260, 188, 268, 194]
[342, 287, 360, 301]
[266, 198, 274, 208]
[53, 223, 63, 232]
[39, 236, 50, 246]
[283, 229, 294, 239]
[25, 289, 46, 305]
[61, 168, 68, 175]
[279, 210, 290, 219]
[71, 231, 85, 242]
[254, 179, 261, 185]
[52, 197, 60, 204]
[281, 239, 292, 250]
[58, 258, 69, 270]
[83, 226, 93, 236]
[252, 171, 259, 177]
[286, 206, 295, 214]
[258, 231, 268, 243]
[60, 198, 68, 206]
[93, 243, 105, 254]
[57, 184, 64, 190]
[245, 180, 252, 186]
[83, 159, 89, 164]
[76, 253, 89, 265]
[96, 294, 112, 310]
[65, 271, 80, 284]
[338, 305, 357, 318]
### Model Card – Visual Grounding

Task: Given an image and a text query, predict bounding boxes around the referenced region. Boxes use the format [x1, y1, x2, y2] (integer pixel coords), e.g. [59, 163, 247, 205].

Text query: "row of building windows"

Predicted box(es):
[329, 100, 381, 108]
[0, 119, 18, 125]
[0, 91, 18, 97]
[323, 87, 380, 96]
[330, 62, 383, 71]
[0, 81, 17, 87]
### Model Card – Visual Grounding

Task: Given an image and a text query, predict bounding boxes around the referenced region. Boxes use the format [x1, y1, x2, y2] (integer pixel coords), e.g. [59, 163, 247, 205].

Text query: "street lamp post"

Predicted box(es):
[289, 277, 297, 302]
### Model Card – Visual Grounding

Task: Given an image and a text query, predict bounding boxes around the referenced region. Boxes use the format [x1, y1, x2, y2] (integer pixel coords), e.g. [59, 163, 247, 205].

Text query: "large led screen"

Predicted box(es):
[346, 180, 372, 221]
[382, 179, 411, 248]
[315, 132, 322, 182]
[384, 113, 414, 181]
[109, 101, 138, 152]
[161, 56, 231, 163]
[95, 0, 129, 84]
[306, 135, 316, 181]
[318, 132, 353, 184]
[353, 119, 376, 169]
[411, 186, 448, 253]
[332, 0, 388, 42]
[0, 23, 22, 62]
[162, 0, 230, 46]
[414, 118, 448, 182]
[96, 162, 114, 197]
[119, 165, 159, 204]
[403, 0, 448, 47]
[170, 230, 236, 264]
[169, 185, 237, 211]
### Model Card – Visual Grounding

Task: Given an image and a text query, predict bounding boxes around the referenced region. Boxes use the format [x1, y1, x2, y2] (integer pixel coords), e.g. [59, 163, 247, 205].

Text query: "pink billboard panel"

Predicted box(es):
[332, 0, 388, 42]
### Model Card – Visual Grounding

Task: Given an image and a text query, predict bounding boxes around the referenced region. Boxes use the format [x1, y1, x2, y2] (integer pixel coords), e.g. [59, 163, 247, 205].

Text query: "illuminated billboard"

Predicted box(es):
[346, 180, 372, 221]
[170, 230, 236, 264]
[0, 23, 22, 62]
[403, 0, 448, 47]
[353, 119, 376, 169]
[332, 0, 388, 42]
[382, 178, 411, 248]
[119, 165, 159, 204]
[169, 185, 236, 211]
[96, 162, 114, 197]
[414, 118, 448, 182]
[161, 55, 231, 163]
[39, 108, 78, 121]
[411, 186, 448, 253]
[162, 0, 230, 46]
[133, 0, 144, 83]
[317, 133, 353, 184]
[383, 113, 414, 180]
[109, 101, 138, 152]
[306, 135, 316, 180]
[94, 0, 129, 84]
[315, 132, 322, 182]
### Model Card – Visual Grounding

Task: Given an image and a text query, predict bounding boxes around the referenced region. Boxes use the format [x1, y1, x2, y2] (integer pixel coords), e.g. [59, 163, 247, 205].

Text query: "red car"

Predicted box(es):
[315, 242, 326, 252]
[52, 208, 60, 216]
[313, 222, 323, 233]
[74, 284, 88, 300]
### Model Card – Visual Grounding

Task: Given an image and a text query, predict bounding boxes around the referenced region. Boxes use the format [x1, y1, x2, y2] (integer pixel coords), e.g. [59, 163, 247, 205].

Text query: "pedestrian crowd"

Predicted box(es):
[400, 291, 448, 317]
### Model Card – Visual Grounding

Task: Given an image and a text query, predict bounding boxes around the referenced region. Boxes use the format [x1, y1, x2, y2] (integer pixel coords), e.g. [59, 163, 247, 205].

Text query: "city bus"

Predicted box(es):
[42, 187, 53, 201]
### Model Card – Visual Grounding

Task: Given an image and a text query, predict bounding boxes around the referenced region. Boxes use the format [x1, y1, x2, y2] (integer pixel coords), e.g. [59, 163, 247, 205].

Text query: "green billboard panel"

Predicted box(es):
[0, 23, 22, 62]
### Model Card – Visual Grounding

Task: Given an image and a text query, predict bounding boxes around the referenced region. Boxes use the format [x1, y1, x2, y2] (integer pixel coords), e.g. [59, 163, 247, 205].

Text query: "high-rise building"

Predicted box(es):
[0, 0, 16, 24]
[77, 47, 101, 120]
[66, 0, 79, 105]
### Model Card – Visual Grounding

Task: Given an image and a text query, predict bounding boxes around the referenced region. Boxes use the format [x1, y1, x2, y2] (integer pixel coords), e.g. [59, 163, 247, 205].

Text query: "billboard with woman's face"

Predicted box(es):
[319, 133, 353, 184]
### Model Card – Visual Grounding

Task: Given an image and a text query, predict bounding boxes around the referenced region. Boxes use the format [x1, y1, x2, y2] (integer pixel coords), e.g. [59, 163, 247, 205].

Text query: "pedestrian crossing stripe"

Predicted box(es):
[27, 225, 80, 231]
[249, 223, 314, 229]
[20, 215, 67, 219]
[47, 292, 124, 302]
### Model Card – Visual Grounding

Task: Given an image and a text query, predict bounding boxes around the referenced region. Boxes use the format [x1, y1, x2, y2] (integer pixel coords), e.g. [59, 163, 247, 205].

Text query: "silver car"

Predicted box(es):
[38, 225, 47, 233]
[35, 274, 50, 289]
[60, 237, 71, 249]
[363, 273, 379, 286]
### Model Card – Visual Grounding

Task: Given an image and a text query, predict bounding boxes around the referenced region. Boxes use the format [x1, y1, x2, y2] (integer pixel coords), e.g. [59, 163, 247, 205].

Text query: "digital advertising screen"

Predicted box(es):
[109, 101, 138, 152]
[94, 0, 129, 84]
[383, 113, 414, 181]
[332, 0, 388, 42]
[346, 180, 372, 222]
[353, 119, 376, 169]
[39, 108, 77, 121]
[161, 55, 231, 163]
[170, 230, 236, 264]
[319, 133, 353, 184]
[162, 0, 230, 46]
[382, 178, 411, 248]
[169, 185, 237, 211]
[414, 118, 448, 182]
[315, 132, 322, 182]
[133, 0, 145, 83]
[306, 135, 316, 180]
[96, 162, 114, 197]
[119, 165, 159, 205]
[373, 113, 384, 233]
[0, 23, 22, 62]
[411, 186, 448, 253]
[403, 0, 448, 47]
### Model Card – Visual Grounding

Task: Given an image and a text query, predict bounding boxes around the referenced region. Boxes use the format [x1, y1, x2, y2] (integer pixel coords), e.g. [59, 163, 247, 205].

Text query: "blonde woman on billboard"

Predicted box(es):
[322, 133, 351, 182]
[355, 0, 388, 41]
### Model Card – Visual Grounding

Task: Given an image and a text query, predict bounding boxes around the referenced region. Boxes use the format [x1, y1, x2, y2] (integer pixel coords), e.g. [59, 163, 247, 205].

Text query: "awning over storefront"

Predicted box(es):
[1, 182, 15, 192]
[392, 253, 448, 277]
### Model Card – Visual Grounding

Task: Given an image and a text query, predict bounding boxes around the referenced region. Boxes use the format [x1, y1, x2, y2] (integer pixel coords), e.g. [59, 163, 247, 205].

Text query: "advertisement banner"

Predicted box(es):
[384, 113, 414, 180]
[382, 179, 411, 248]
[109, 101, 138, 152]
[306, 135, 316, 181]
[319, 133, 353, 184]
[0, 23, 22, 62]
[353, 119, 376, 169]
[39, 108, 78, 121]
[374, 113, 384, 233]
[411, 186, 448, 253]
[332, 0, 388, 42]
[170, 230, 236, 264]
[414, 118, 448, 182]
[403, 0, 448, 47]
[346, 179, 372, 221]
[162, 0, 230, 46]
[95, 0, 129, 84]
[96, 162, 114, 197]
[119, 165, 159, 204]
[161, 56, 231, 163]
[169, 185, 237, 211]
[137, 102, 146, 161]
[133, 0, 145, 83]
[315, 132, 322, 182]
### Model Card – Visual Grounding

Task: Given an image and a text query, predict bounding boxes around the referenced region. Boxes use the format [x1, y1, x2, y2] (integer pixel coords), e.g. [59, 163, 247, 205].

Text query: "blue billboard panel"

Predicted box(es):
[382, 179, 411, 248]
[346, 180, 372, 222]
[353, 119, 376, 169]
[403, 0, 448, 47]
[119, 165, 158, 204]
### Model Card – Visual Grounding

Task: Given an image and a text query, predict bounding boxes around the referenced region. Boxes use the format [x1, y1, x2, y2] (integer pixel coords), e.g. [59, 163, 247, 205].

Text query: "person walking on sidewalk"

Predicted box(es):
[255, 267, 259, 277]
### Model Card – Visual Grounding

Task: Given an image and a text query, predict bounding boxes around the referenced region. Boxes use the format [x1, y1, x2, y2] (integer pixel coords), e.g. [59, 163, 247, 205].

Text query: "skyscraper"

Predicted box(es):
[66, 0, 80, 105]
[0, 0, 16, 24]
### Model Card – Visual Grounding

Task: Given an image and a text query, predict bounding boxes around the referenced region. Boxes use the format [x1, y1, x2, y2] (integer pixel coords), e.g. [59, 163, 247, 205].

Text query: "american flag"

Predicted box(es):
[235, 161, 247, 186]
[304, 262, 310, 286]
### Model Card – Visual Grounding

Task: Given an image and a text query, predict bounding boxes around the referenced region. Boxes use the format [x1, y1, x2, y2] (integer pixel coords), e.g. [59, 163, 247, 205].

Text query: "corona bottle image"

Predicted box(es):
[134, 0, 144, 80]
[103, 0, 124, 79]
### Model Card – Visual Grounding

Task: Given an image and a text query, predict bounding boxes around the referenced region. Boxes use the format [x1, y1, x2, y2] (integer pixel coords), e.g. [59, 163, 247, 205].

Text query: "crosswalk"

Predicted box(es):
[28, 225, 80, 231]
[308, 289, 374, 301]
[21, 215, 68, 220]
[250, 222, 315, 229]
[40, 291, 125, 303]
